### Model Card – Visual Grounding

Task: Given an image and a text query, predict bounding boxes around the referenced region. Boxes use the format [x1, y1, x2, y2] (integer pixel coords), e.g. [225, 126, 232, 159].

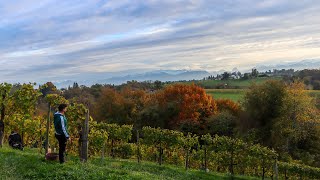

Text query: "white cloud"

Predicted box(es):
[0, 0, 320, 82]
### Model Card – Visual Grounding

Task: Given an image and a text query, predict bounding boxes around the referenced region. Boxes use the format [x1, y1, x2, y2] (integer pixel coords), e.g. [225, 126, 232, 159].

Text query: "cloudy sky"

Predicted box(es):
[1, 0, 320, 83]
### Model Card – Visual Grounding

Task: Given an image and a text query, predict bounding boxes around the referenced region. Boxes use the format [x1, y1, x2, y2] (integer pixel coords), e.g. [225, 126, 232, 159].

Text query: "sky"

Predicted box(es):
[1, 0, 320, 83]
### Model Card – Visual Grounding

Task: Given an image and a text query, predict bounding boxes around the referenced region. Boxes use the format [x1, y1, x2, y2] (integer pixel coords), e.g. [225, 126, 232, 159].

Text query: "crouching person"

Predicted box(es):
[8, 131, 23, 150]
[54, 104, 71, 164]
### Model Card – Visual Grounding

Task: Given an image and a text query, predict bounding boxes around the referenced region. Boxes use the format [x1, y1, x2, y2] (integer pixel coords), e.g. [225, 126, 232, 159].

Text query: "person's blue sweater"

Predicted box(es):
[53, 112, 69, 138]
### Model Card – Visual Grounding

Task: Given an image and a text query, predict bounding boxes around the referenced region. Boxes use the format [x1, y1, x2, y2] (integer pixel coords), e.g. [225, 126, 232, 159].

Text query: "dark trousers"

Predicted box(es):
[55, 134, 67, 163]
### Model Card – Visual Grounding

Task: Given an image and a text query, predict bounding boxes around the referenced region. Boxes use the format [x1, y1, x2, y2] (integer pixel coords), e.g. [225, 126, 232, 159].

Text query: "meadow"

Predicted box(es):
[205, 89, 246, 102]
[206, 89, 320, 103]
[188, 77, 282, 89]
[0, 146, 256, 180]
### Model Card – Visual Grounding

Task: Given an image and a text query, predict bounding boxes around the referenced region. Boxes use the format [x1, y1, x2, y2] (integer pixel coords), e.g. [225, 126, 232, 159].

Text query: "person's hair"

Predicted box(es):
[58, 104, 68, 111]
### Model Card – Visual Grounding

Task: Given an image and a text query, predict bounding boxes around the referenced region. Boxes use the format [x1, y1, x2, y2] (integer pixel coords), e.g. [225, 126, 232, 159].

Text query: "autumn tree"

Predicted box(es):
[203, 99, 242, 136]
[94, 87, 147, 125]
[272, 82, 320, 166]
[242, 80, 287, 146]
[243, 80, 320, 166]
[153, 84, 217, 130]
[94, 88, 124, 123]
[216, 99, 241, 116]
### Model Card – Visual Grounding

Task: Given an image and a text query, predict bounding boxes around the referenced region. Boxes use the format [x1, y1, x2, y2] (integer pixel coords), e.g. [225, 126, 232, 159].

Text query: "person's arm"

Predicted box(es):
[60, 116, 69, 139]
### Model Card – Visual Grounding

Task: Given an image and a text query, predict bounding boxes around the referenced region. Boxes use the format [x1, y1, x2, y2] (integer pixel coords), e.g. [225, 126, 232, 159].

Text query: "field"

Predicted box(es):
[188, 77, 283, 89]
[206, 89, 320, 102]
[206, 89, 245, 102]
[308, 90, 320, 98]
[0, 146, 257, 180]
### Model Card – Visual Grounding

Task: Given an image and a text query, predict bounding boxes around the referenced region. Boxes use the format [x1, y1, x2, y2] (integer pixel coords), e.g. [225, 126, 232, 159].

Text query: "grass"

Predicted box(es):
[206, 89, 320, 103]
[0, 146, 258, 180]
[206, 89, 246, 102]
[188, 77, 283, 89]
[308, 90, 320, 98]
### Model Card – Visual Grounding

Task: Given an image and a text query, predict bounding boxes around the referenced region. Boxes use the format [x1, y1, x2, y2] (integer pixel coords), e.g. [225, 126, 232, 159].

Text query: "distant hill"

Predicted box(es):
[53, 70, 211, 88]
[255, 59, 320, 72]
[51, 59, 320, 88]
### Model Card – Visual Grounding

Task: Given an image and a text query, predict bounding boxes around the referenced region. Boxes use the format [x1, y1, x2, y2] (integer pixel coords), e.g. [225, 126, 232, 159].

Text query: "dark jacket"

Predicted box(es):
[53, 112, 69, 138]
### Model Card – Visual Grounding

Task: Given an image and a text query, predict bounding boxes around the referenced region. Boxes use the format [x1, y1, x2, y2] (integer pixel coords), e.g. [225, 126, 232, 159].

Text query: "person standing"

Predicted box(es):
[54, 104, 70, 164]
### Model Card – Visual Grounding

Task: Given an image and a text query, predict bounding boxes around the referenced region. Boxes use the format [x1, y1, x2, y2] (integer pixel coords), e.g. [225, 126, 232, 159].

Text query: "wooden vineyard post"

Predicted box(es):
[45, 103, 51, 156]
[80, 108, 89, 162]
[274, 159, 279, 180]
[101, 142, 105, 160]
[39, 118, 42, 154]
[137, 130, 141, 163]
[186, 147, 190, 170]
[204, 145, 207, 171]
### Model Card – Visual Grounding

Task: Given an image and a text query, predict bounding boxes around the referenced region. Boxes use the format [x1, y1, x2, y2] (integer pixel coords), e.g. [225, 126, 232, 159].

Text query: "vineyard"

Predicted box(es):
[0, 83, 320, 179]
[4, 117, 320, 179]
[88, 124, 320, 179]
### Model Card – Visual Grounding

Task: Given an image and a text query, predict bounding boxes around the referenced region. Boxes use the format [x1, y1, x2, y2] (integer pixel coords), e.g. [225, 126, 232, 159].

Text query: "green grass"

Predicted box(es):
[188, 77, 283, 89]
[308, 90, 320, 98]
[206, 89, 320, 103]
[206, 89, 246, 102]
[0, 146, 258, 180]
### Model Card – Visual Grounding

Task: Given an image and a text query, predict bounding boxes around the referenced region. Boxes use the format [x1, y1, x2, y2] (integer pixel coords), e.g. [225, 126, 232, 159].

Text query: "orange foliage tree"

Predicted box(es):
[216, 99, 241, 115]
[155, 84, 217, 127]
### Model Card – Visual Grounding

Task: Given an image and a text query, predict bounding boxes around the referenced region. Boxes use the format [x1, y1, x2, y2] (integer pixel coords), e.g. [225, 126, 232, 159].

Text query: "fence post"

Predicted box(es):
[137, 130, 141, 163]
[101, 142, 105, 160]
[204, 145, 208, 171]
[81, 108, 89, 162]
[274, 160, 278, 180]
[45, 103, 51, 157]
[186, 149, 189, 170]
